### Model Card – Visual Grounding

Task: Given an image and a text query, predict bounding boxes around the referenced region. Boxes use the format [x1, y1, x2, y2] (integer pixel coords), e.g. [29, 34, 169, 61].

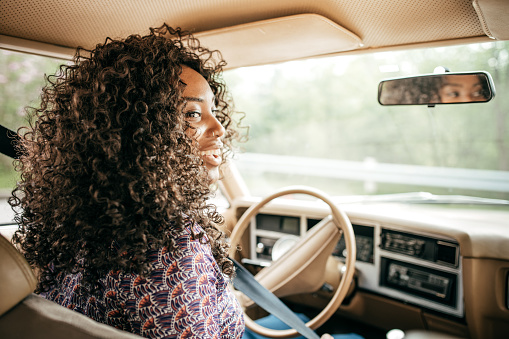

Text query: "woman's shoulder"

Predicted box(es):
[171, 222, 210, 252]
[145, 222, 217, 273]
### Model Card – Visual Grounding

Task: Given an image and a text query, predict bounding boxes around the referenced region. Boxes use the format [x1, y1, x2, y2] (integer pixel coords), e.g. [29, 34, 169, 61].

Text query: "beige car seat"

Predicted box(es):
[0, 233, 140, 338]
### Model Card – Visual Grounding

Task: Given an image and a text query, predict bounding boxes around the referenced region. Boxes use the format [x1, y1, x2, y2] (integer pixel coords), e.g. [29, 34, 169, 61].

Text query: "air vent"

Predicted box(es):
[436, 241, 459, 266]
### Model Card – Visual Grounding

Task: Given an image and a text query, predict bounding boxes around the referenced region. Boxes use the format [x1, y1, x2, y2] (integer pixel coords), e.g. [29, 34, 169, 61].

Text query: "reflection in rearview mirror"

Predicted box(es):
[378, 72, 495, 106]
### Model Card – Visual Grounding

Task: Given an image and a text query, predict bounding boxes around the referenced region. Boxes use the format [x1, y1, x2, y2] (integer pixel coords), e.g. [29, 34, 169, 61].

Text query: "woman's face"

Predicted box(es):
[180, 66, 225, 183]
[439, 74, 486, 103]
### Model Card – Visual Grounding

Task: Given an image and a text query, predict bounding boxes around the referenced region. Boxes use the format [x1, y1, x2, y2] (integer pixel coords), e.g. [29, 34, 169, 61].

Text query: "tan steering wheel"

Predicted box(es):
[228, 186, 356, 338]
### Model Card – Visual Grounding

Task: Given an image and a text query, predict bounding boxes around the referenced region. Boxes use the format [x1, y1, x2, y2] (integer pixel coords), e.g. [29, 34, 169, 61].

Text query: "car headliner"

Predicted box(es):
[0, 0, 508, 68]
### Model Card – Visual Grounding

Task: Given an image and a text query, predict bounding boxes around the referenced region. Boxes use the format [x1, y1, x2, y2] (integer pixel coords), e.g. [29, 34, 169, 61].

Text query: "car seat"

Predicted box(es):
[0, 233, 140, 338]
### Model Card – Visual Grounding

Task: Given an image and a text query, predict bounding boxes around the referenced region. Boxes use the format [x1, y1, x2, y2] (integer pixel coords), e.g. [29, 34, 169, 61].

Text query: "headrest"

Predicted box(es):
[0, 234, 37, 316]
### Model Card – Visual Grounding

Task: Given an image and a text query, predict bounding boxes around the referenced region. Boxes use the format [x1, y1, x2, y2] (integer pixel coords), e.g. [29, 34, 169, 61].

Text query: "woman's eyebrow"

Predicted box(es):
[183, 96, 203, 102]
[183, 96, 216, 104]
[442, 83, 462, 88]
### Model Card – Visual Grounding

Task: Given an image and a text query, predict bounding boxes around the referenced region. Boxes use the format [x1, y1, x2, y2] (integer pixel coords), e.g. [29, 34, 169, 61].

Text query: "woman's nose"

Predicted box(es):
[209, 115, 225, 138]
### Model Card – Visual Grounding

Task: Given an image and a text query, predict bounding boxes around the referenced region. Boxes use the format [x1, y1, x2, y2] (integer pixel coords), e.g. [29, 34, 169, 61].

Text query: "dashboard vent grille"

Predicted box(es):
[436, 241, 459, 266]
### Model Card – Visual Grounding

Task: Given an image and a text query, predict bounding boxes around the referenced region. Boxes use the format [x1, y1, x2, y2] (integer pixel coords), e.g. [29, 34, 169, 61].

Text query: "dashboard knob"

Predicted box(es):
[256, 242, 265, 254]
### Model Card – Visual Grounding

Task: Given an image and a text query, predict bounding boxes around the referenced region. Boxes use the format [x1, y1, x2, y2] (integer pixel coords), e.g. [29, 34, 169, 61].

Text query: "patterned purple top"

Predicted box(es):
[43, 224, 245, 338]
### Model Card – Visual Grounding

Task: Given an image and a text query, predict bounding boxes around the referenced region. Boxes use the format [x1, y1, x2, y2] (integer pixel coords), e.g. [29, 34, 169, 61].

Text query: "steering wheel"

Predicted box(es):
[228, 186, 356, 338]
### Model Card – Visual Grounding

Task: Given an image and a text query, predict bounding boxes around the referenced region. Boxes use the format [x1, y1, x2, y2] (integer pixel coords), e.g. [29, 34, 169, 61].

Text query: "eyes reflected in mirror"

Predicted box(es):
[378, 72, 495, 106]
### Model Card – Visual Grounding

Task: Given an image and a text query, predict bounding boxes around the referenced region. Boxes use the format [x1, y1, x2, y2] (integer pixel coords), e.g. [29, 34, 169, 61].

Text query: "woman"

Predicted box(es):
[10, 25, 245, 338]
[438, 74, 490, 103]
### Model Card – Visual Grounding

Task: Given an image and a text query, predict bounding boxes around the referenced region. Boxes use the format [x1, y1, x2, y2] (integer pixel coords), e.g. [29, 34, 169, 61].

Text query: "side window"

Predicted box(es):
[0, 49, 64, 224]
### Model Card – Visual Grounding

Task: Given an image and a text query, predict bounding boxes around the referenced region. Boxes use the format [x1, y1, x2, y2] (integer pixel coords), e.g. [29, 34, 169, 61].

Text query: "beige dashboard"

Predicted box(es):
[228, 197, 509, 338]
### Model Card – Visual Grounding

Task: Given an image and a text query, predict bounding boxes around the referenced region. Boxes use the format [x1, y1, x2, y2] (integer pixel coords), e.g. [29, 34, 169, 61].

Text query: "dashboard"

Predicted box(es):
[247, 213, 463, 318]
[230, 197, 509, 338]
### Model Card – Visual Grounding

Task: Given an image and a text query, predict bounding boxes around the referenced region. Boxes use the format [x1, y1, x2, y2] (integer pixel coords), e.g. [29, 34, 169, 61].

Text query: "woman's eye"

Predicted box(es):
[185, 111, 202, 119]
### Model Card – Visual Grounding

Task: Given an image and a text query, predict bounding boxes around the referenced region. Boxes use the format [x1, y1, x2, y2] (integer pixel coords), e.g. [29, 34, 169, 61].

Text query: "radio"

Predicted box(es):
[380, 258, 457, 306]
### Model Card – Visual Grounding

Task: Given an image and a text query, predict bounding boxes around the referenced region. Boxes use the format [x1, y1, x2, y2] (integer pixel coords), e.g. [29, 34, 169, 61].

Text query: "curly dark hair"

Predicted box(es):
[10, 24, 240, 292]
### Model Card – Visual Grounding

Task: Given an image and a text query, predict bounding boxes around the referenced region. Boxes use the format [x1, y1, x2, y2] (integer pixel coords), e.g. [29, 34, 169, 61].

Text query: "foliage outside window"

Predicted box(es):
[0, 50, 64, 192]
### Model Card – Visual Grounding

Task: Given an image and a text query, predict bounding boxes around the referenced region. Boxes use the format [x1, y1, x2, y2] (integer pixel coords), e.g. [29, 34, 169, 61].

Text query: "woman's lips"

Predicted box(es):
[200, 149, 222, 167]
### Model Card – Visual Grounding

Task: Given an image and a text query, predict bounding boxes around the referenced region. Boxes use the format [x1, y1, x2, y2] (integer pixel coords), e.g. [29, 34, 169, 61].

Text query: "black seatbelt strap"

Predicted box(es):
[231, 259, 320, 339]
[0, 125, 21, 159]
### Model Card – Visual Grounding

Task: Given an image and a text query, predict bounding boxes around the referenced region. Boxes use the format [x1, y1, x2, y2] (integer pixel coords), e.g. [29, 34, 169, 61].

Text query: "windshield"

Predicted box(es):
[223, 41, 509, 202]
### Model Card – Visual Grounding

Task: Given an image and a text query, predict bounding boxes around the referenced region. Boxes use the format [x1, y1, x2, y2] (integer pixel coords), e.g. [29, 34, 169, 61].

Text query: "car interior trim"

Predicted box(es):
[195, 14, 362, 69]
[473, 0, 509, 40]
[0, 34, 75, 60]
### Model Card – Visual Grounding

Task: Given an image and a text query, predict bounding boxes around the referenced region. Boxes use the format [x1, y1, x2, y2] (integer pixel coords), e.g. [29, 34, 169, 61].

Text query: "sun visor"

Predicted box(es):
[473, 0, 509, 40]
[195, 14, 362, 69]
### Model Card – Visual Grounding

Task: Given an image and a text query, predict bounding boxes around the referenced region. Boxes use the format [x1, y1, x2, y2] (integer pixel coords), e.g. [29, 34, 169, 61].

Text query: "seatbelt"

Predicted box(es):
[231, 259, 321, 339]
[0, 125, 21, 159]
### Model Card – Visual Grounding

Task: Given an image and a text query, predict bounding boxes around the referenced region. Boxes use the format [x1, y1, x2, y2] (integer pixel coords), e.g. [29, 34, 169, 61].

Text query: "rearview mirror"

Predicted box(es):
[378, 72, 495, 106]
